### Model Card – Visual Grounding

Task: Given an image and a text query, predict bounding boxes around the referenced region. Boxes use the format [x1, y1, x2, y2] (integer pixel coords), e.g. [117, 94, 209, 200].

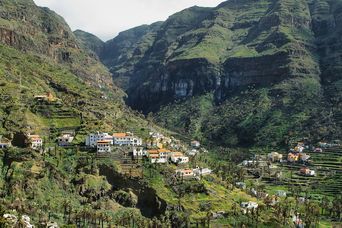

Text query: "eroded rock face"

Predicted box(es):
[0, 28, 20, 47]
[126, 58, 220, 111]
[99, 0, 339, 113]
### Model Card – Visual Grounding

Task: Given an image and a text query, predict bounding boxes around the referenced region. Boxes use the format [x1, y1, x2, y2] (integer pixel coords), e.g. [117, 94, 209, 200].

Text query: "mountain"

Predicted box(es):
[0, 0, 166, 225]
[0, 0, 152, 136]
[100, 0, 342, 147]
[100, 22, 163, 89]
[0, 0, 117, 89]
[74, 29, 104, 56]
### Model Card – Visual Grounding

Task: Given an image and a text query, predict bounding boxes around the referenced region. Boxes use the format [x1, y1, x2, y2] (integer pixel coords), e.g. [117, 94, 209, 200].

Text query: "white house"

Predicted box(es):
[241, 202, 258, 209]
[170, 152, 189, 164]
[241, 160, 257, 166]
[191, 140, 200, 148]
[57, 133, 74, 146]
[300, 167, 316, 176]
[0, 142, 11, 149]
[132, 147, 146, 158]
[97, 140, 112, 153]
[313, 147, 323, 153]
[241, 202, 258, 213]
[149, 154, 168, 164]
[176, 169, 194, 179]
[86, 132, 113, 147]
[186, 149, 199, 156]
[294, 145, 304, 153]
[0, 137, 11, 149]
[28, 134, 43, 150]
[276, 190, 287, 197]
[113, 132, 142, 146]
[236, 182, 246, 189]
[147, 150, 168, 163]
[158, 149, 172, 159]
[299, 153, 310, 162]
[193, 167, 212, 176]
[268, 152, 283, 162]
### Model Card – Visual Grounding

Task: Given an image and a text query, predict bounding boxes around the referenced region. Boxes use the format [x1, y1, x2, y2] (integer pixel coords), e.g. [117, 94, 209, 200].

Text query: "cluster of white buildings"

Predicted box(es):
[148, 132, 172, 148]
[85, 132, 142, 153]
[240, 201, 258, 214]
[3, 214, 34, 228]
[144, 149, 189, 164]
[176, 167, 212, 179]
[0, 133, 44, 151]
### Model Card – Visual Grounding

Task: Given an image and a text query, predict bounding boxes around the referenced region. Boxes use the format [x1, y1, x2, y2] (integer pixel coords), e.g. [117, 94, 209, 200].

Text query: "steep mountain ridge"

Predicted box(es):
[0, 1, 176, 226]
[100, 22, 163, 89]
[100, 0, 342, 146]
[74, 29, 104, 57]
[0, 0, 113, 89]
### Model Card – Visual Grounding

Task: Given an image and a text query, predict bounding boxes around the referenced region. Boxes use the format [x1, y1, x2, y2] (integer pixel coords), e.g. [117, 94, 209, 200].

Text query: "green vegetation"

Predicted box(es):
[74, 30, 104, 55]
[98, 0, 341, 147]
[0, 147, 153, 226]
[0, 0, 342, 226]
[0, 44, 149, 138]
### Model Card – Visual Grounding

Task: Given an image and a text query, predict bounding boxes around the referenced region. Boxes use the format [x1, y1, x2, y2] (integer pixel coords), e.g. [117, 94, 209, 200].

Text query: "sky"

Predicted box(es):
[33, 0, 224, 41]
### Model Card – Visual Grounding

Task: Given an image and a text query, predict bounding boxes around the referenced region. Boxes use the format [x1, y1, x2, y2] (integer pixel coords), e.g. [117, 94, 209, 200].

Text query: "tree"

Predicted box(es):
[62, 200, 71, 222]
[0, 204, 9, 228]
[303, 202, 320, 227]
[320, 196, 329, 215]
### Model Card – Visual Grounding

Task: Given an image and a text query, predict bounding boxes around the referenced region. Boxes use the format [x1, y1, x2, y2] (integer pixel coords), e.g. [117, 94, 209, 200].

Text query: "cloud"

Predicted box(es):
[32, 0, 224, 41]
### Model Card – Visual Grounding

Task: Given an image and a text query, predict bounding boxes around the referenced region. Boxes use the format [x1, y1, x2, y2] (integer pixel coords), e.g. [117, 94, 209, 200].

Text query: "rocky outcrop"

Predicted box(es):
[127, 58, 220, 111]
[0, 28, 20, 47]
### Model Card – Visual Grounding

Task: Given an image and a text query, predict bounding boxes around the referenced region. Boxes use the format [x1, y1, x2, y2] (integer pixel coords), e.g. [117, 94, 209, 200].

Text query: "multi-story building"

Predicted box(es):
[97, 140, 112, 153]
[28, 134, 43, 150]
[170, 152, 189, 164]
[113, 132, 142, 146]
[85, 132, 113, 147]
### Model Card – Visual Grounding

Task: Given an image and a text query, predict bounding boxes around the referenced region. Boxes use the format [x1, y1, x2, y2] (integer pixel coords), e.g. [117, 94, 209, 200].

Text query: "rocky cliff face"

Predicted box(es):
[0, 0, 114, 89]
[100, 0, 342, 146]
[101, 0, 324, 110]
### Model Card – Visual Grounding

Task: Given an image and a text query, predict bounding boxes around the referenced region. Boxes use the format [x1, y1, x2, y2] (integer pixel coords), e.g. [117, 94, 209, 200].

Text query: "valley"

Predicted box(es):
[0, 0, 341, 227]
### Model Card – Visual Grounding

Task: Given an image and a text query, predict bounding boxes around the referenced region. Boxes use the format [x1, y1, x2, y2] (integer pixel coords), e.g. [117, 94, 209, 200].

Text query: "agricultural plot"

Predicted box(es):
[253, 147, 342, 198]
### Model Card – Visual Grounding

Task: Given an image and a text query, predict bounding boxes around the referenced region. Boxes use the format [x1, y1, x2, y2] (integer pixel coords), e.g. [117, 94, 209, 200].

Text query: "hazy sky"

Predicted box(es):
[33, 0, 224, 41]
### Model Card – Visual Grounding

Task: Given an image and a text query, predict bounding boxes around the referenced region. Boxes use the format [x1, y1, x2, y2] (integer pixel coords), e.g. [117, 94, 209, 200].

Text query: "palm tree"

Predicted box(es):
[238, 168, 246, 182]
[320, 196, 329, 215]
[303, 202, 320, 227]
[62, 200, 71, 222]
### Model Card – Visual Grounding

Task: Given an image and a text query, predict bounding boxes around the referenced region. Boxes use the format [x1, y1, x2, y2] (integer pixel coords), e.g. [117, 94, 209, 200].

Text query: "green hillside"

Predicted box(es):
[0, 0, 113, 88]
[0, 0, 163, 226]
[100, 0, 342, 147]
[0, 0, 341, 227]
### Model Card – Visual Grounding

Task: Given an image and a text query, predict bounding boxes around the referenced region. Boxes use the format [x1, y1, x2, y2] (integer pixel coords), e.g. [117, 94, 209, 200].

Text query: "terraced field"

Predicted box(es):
[251, 146, 342, 198]
[97, 147, 143, 178]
